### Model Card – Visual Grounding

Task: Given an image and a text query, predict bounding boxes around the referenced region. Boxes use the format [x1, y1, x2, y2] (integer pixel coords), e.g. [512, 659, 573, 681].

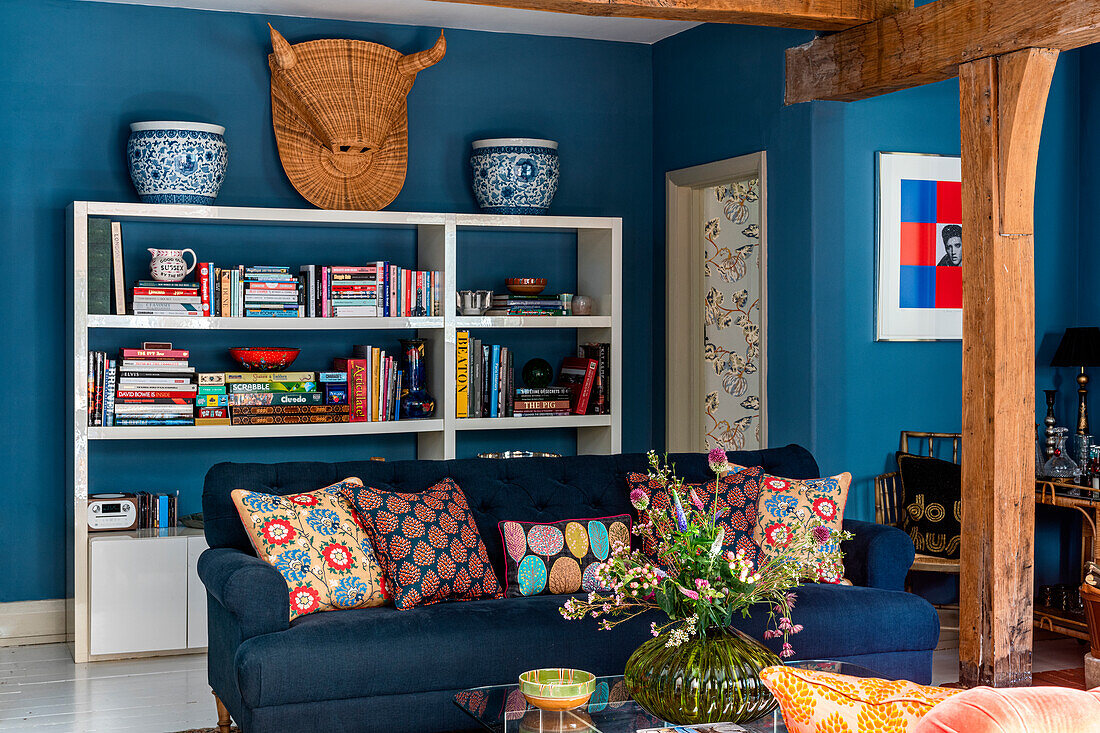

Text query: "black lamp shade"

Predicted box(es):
[1051, 327, 1100, 367]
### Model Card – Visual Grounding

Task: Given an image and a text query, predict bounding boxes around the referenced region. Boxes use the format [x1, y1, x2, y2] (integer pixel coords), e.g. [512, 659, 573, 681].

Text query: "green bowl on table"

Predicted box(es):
[518, 668, 596, 711]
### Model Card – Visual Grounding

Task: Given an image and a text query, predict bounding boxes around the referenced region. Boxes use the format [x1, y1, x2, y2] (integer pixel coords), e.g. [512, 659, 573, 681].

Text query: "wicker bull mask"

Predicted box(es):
[268, 26, 446, 210]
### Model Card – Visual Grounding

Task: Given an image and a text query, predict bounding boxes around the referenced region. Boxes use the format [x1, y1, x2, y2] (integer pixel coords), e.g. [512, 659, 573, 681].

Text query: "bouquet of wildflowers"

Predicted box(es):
[561, 449, 851, 657]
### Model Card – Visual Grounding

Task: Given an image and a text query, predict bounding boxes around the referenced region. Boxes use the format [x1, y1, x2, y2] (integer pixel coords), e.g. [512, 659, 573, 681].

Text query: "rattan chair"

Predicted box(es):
[874, 431, 962, 576]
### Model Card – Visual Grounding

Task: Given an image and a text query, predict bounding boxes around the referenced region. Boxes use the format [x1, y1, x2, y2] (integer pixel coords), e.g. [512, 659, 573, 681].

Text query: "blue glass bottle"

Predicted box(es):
[399, 339, 435, 419]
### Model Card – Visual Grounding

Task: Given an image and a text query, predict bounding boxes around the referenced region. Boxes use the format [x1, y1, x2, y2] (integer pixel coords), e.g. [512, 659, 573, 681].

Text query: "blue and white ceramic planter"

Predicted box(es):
[127, 121, 228, 205]
[470, 138, 559, 215]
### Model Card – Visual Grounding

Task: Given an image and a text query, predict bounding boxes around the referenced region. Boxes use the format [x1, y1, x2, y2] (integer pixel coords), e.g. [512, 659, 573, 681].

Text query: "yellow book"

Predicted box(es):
[456, 331, 469, 418]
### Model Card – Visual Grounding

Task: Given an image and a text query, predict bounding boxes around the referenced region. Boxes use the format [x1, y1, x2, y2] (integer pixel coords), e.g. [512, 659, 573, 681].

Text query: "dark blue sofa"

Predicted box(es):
[198, 446, 938, 733]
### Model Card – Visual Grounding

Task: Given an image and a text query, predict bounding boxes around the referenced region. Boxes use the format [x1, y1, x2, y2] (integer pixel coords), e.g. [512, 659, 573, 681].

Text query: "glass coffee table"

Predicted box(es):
[455, 660, 880, 733]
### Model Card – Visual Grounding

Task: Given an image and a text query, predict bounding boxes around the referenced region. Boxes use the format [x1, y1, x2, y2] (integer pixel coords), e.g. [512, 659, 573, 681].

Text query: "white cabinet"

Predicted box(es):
[186, 535, 208, 649]
[88, 529, 208, 657]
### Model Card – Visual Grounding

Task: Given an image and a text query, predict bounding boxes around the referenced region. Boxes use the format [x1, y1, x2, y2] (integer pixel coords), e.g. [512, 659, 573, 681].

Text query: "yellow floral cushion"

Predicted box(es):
[760, 666, 961, 733]
[231, 477, 388, 621]
[744, 467, 851, 583]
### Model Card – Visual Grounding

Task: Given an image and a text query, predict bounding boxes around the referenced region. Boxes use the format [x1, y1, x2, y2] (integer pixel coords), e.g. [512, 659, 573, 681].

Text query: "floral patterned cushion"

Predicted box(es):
[748, 468, 851, 583]
[626, 466, 764, 567]
[760, 666, 960, 733]
[340, 478, 503, 610]
[231, 478, 388, 621]
[498, 515, 631, 597]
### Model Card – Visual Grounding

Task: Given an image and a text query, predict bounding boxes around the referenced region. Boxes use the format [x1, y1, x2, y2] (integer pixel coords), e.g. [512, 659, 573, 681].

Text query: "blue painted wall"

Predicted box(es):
[653, 25, 1084, 589]
[0, 0, 653, 602]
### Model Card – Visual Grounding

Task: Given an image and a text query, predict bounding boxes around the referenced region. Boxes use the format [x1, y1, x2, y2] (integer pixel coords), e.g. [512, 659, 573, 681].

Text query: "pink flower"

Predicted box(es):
[694, 578, 710, 590]
[689, 489, 706, 511]
[630, 488, 650, 511]
[678, 586, 700, 600]
[812, 525, 832, 544]
[785, 592, 798, 607]
[707, 448, 730, 475]
[780, 642, 795, 658]
[763, 629, 782, 639]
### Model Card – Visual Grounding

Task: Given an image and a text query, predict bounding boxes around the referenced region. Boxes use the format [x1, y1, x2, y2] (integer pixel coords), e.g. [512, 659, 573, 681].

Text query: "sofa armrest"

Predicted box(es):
[197, 547, 289, 640]
[841, 519, 915, 592]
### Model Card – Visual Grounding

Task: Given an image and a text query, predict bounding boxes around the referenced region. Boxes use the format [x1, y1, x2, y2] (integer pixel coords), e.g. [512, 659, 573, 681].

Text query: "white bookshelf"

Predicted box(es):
[67, 202, 621, 662]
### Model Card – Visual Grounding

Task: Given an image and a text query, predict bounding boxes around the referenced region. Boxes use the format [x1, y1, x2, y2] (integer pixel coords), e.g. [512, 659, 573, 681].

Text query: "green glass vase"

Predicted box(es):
[623, 626, 781, 724]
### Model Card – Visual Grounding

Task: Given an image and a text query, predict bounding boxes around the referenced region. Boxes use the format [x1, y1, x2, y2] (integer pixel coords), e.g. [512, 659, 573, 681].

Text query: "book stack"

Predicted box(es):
[333, 345, 403, 422]
[86, 351, 117, 426]
[225, 371, 349, 425]
[578, 343, 611, 415]
[486, 294, 571, 316]
[513, 387, 572, 417]
[455, 332, 514, 418]
[196, 373, 229, 426]
[113, 344, 197, 426]
[240, 266, 302, 317]
[131, 281, 202, 316]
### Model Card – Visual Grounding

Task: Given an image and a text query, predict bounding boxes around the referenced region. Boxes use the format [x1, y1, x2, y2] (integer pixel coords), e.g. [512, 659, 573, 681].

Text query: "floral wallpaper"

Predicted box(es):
[702, 177, 763, 451]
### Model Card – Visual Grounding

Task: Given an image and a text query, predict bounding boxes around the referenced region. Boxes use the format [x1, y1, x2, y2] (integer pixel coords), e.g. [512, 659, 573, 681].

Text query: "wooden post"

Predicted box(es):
[958, 47, 1058, 688]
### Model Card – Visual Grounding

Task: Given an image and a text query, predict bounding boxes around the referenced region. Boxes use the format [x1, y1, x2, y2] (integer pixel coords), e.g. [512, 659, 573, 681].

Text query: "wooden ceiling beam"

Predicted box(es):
[429, 0, 913, 31]
[786, 0, 1100, 103]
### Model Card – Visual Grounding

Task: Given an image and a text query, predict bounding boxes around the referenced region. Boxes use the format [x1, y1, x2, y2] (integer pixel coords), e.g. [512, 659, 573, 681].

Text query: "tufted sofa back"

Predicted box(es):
[202, 445, 819, 580]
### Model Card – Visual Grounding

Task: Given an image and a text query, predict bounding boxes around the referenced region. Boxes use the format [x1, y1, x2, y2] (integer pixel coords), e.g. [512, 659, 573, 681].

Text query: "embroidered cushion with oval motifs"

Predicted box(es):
[896, 453, 961, 560]
[760, 666, 961, 733]
[231, 477, 388, 621]
[340, 478, 503, 610]
[497, 515, 631, 597]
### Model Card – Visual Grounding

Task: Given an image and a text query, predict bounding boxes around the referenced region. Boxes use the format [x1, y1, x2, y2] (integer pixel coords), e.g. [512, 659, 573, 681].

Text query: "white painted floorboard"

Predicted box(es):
[0, 636, 1092, 731]
[0, 644, 212, 732]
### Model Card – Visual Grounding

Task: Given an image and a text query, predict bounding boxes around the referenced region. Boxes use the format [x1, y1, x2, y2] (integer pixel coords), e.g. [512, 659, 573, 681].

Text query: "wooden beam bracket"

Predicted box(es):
[958, 47, 1058, 690]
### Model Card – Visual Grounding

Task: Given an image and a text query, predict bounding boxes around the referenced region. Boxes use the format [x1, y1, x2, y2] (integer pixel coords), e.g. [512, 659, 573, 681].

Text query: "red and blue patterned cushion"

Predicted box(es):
[340, 478, 503, 610]
[626, 465, 764, 568]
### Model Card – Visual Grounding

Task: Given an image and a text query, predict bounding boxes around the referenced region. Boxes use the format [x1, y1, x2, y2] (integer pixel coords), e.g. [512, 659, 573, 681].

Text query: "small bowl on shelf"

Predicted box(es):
[518, 668, 596, 711]
[228, 347, 300, 371]
[506, 278, 547, 295]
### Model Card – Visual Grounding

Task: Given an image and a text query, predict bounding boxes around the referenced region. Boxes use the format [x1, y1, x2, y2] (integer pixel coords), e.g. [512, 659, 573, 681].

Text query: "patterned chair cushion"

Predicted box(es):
[498, 515, 631, 597]
[231, 478, 388, 621]
[625, 466, 764, 567]
[340, 478, 503, 610]
[747, 467, 851, 583]
[760, 666, 960, 733]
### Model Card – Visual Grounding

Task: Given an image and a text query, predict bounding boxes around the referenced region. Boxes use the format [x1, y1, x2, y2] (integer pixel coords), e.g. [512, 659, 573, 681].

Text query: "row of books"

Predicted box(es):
[87, 341, 416, 426]
[336, 345, 405, 422]
[126, 262, 442, 319]
[454, 335, 611, 418]
[132, 491, 179, 530]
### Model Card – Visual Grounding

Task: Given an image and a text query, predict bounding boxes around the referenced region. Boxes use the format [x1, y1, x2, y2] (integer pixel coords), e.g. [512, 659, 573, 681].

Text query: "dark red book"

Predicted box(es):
[556, 357, 598, 415]
[333, 358, 369, 422]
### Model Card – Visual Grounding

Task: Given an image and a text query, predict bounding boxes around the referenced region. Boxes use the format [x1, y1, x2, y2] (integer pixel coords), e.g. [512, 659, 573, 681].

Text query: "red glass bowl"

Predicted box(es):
[228, 347, 300, 371]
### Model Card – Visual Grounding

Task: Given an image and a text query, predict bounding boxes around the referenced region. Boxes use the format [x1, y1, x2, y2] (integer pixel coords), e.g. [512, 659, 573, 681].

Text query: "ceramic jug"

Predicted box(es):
[148, 248, 197, 282]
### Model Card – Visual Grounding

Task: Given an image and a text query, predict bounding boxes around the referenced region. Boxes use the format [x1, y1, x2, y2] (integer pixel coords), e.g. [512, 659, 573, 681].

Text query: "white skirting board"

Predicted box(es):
[0, 599, 66, 647]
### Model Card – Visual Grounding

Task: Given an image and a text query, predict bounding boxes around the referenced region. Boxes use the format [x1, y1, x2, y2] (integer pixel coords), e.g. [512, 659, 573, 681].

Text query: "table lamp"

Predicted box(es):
[1051, 327, 1100, 434]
